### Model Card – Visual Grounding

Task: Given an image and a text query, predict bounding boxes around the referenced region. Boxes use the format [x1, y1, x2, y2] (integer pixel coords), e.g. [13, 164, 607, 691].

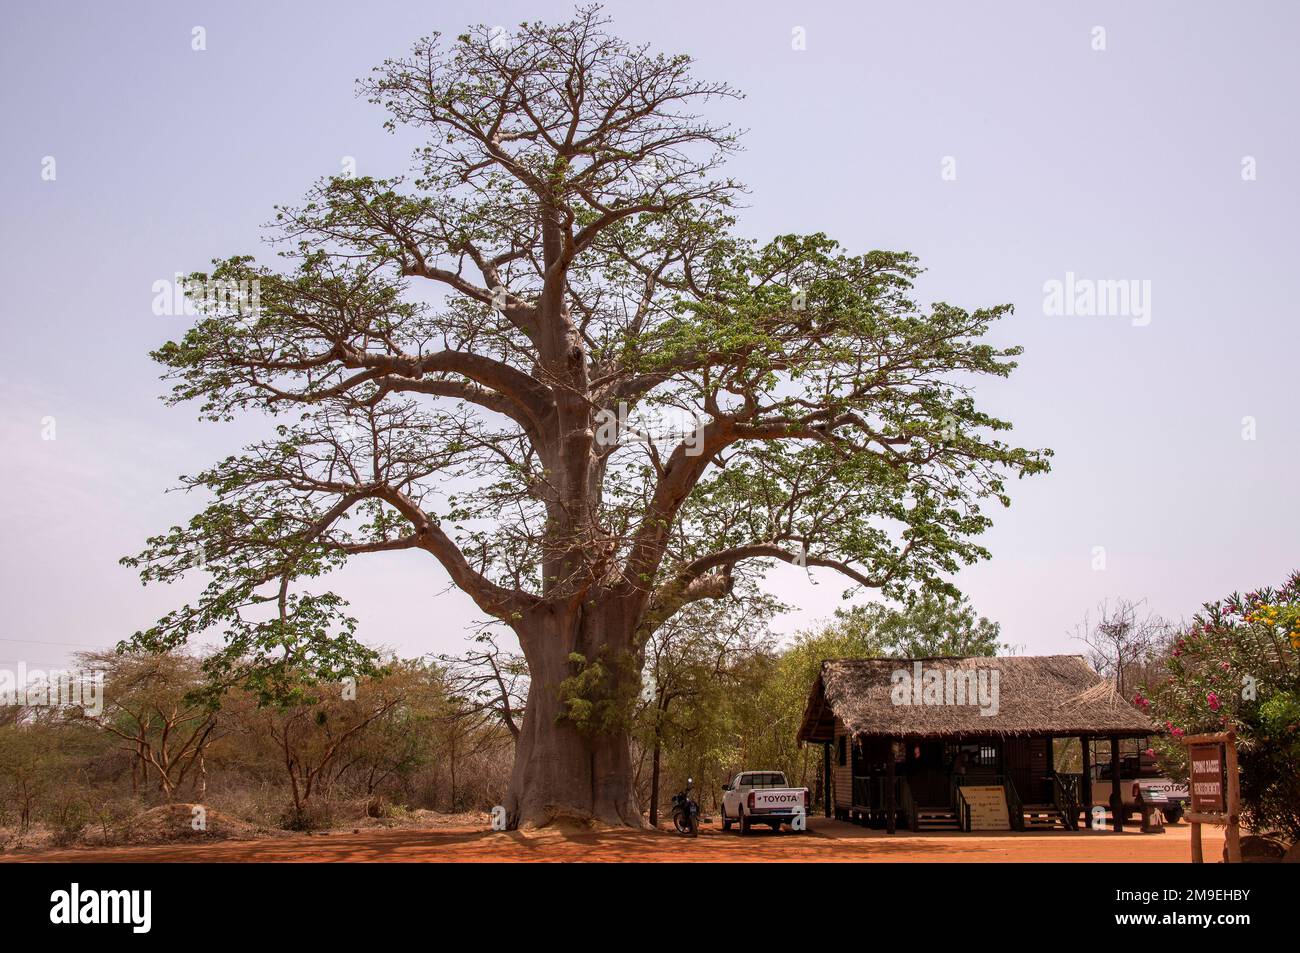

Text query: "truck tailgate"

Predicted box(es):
[1137, 780, 1188, 802]
[750, 789, 805, 812]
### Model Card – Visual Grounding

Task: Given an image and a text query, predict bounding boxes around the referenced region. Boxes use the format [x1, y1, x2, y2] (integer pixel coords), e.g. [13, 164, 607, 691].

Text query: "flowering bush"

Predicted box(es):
[1142, 571, 1300, 842]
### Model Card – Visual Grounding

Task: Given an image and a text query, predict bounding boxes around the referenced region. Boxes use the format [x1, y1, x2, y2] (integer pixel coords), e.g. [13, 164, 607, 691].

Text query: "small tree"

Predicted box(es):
[339, 660, 446, 801]
[439, 633, 529, 741]
[637, 594, 777, 825]
[834, 591, 1005, 658]
[436, 635, 529, 810]
[74, 651, 220, 800]
[0, 707, 67, 832]
[234, 673, 405, 828]
[1073, 598, 1168, 699]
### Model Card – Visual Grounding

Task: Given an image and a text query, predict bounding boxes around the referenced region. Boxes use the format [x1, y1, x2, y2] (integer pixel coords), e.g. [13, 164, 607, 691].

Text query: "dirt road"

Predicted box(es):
[2, 817, 1221, 863]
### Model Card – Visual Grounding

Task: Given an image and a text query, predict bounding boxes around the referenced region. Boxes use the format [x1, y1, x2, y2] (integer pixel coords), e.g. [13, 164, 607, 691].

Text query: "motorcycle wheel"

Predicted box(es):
[673, 811, 691, 835]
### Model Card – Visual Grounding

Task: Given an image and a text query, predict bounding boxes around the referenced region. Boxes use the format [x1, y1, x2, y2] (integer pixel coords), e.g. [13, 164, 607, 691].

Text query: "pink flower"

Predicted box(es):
[1220, 662, 1231, 672]
[1132, 693, 1149, 709]
[1207, 691, 1221, 711]
[1171, 727, 1185, 738]
[1144, 748, 1155, 758]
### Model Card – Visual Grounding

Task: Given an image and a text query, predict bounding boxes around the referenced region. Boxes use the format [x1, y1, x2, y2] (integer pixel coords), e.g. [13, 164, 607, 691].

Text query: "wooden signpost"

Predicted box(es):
[1182, 731, 1241, 863]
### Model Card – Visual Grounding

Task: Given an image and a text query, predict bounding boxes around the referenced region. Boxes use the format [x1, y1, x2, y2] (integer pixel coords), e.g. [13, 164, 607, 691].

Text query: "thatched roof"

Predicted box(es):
[797, 655, 1157, 743]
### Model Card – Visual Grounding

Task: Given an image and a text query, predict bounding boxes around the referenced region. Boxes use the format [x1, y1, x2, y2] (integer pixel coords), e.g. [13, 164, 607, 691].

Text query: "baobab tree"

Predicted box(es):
[125, 7, 1049, 827]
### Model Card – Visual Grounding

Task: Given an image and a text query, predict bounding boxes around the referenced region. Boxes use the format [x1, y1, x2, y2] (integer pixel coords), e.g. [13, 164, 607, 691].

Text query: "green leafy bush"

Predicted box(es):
[1140, 571, 1300, 842]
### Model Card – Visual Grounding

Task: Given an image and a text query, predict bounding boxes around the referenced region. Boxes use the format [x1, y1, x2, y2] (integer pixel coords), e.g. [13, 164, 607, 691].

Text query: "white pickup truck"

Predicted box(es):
[1091, 761, 1190, 823]
[720, 771, 810, 834]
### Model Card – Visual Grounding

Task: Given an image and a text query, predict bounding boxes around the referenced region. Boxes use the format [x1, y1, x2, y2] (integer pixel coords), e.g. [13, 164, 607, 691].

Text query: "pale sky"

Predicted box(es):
[2, 0, 1296, 673]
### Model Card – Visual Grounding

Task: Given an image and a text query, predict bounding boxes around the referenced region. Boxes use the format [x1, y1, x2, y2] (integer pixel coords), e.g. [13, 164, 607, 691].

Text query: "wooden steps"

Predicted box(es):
[914, 808, 962, 831]
[1020, 804, 1071, 830]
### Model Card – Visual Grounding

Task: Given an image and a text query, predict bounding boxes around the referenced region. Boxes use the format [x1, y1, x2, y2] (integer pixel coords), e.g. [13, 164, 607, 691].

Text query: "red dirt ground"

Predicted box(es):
[1, 817, 1223, 863]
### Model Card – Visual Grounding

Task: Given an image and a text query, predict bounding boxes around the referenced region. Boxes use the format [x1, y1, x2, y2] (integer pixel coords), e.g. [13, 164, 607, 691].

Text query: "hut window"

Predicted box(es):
[945, 742, 1000, 769]
[837, 735, 847, 766]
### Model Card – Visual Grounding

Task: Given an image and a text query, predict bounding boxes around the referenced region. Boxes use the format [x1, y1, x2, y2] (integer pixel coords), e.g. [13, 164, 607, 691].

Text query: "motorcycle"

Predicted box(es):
[671, 778, 700, 836]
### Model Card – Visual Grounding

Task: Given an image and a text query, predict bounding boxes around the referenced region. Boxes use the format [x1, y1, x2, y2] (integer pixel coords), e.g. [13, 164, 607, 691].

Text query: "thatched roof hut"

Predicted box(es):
[797, 656, 1160, 833]
[798, 655, 1157, 743]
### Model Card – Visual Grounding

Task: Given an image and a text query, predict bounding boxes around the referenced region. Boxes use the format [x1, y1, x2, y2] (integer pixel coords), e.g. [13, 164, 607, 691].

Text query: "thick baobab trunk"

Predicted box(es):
[505, 602, 644, 828]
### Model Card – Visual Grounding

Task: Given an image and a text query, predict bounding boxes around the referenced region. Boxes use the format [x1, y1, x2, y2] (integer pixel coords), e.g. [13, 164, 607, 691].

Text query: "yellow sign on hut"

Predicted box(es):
[959, 785, 1010, 830]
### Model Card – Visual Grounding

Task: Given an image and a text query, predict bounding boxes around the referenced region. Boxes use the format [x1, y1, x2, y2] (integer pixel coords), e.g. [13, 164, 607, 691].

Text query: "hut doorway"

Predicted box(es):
[905, 742, 951, 806]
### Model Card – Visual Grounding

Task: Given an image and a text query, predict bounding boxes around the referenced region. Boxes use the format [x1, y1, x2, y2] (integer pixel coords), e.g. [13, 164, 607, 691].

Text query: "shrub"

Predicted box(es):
[1141, 571, 1300, 842]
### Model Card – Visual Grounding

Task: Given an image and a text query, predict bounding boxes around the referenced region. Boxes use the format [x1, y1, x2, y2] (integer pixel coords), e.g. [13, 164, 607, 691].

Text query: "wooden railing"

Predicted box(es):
[956, 786, 972, 831]
[1059, 772, 1089, 807]
[851, 776, 897, 812]
[851, 776, 871, 810]
[948, 778, 964, 817]
[1003, 775, 1024, 830]
[1053, 774, 1081, 830]
[851, 775, 914, 829]
[1054, 772, 1084, 803]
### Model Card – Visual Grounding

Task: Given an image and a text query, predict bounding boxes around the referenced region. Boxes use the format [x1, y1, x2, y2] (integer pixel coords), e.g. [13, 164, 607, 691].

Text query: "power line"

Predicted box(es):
[0, 637, 116, 649]
[0, 659, 83, 667]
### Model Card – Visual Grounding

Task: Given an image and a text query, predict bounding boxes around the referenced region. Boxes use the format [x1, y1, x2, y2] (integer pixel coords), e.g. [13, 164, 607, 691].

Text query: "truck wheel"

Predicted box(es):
[1164, 805, 1183, 824]
[769, 822, 783, 832]
[739, 809, 751, 835]
[721, 807, 732, 832]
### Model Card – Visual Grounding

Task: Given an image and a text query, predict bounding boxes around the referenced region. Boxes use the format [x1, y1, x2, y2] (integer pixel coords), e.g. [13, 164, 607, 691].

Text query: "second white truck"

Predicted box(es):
[719, 770, 810, 834]
[1091, 766, 1190, 823]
